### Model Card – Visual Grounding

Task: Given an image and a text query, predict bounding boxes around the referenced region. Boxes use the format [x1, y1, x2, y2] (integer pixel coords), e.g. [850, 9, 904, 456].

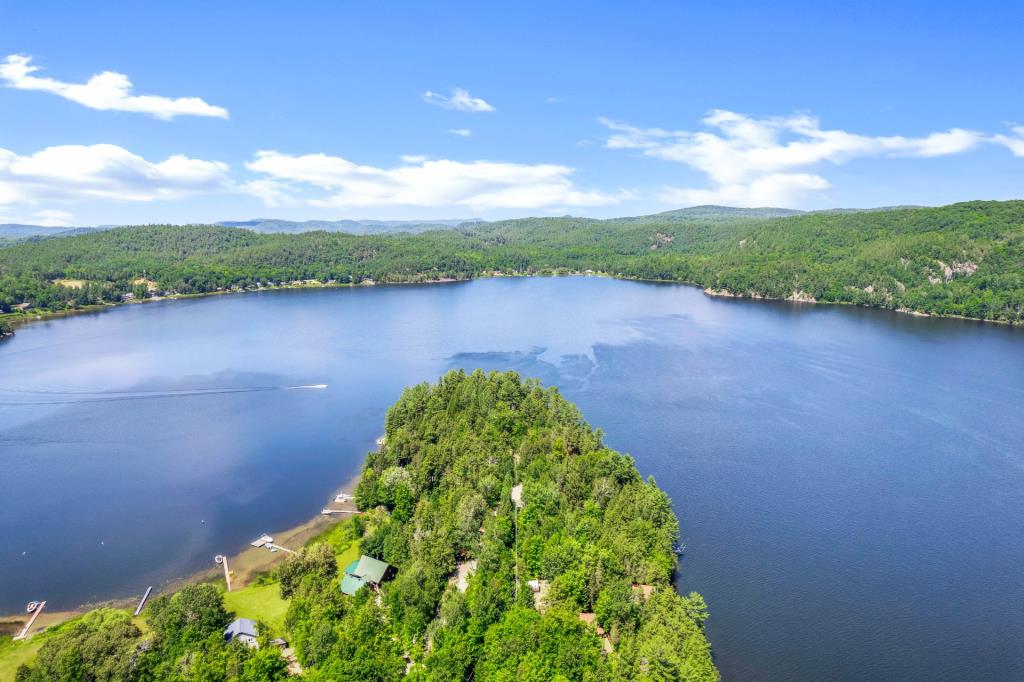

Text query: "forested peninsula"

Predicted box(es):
[9, 371, 717, 681]
[1, 200, 1022, 325]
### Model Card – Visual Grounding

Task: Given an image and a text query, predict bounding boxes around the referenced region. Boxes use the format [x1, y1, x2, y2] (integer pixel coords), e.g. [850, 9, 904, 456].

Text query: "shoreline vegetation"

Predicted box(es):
[0, 269, 1017, 340]
[0, 277, 465, 332]
[3, 371, 719, 681]
[1, 201, 1022, 335]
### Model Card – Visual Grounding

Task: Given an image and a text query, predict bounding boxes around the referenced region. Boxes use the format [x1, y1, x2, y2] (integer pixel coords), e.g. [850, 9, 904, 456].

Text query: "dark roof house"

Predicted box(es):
[223, 618, 259, 648]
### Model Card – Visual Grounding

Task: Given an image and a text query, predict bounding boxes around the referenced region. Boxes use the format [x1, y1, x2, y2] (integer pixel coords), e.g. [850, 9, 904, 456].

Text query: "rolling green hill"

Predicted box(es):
[215, 218, 483, 234]
[1, 201, 1021, 324]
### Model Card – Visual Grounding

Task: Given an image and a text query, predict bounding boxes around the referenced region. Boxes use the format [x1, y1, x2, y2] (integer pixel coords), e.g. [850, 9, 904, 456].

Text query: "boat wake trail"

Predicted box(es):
[0, 383, 328, 407]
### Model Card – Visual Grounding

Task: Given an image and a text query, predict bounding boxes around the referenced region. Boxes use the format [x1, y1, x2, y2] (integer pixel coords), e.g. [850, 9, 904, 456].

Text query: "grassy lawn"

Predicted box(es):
[0, 636, 46, 682]
[223, 583, 289, 635]
[307, 517, 357, 551]
[335, 541, 361, 572]
[305, 516, 362, 571]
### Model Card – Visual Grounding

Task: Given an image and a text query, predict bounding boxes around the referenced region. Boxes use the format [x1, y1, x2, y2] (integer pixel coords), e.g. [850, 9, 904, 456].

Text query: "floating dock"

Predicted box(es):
[13, 601, 45, 641]
[250, 534, 274, 548]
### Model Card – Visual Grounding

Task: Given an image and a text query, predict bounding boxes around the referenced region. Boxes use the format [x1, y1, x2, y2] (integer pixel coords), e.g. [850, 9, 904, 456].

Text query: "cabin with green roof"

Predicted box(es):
[340, 555, 392, 595]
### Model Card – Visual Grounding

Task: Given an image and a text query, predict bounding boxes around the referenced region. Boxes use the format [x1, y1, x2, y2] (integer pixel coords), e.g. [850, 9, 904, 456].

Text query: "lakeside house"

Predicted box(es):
[224, 618, 259, 648]
[340, 555, 392, 595]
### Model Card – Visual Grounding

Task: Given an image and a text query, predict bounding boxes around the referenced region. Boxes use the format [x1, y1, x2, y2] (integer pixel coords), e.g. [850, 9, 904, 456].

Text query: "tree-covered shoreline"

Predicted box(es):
[2, 200, 1022, 325]
[9, 371, 718, 681]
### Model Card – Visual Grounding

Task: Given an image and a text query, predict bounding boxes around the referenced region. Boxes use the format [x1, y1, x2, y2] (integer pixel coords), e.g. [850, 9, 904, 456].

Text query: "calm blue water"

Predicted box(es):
[1, 277, 1022, 680]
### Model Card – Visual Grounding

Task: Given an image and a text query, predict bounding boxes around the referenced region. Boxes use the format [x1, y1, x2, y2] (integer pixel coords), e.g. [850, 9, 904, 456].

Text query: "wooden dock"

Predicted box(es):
[134, 586, 153, 617]
[321, 508, 362, 515]
[268, 543, 295, 554]
[13, 601, 45, 641]
[215, 555, 232, 591]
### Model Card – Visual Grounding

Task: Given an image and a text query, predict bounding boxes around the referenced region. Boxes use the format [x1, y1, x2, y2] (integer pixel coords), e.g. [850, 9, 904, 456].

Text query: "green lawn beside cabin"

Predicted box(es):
[222, 583, 288, 635]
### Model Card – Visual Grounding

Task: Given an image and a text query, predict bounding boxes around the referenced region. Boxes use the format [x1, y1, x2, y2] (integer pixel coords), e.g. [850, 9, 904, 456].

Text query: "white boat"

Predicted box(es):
[26, 601, 40, 613]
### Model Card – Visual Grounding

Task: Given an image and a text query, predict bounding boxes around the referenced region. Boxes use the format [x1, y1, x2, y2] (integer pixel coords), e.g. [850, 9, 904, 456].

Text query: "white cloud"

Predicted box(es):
[1, 54, 229, 120]
[448, 128, 473, 138]
[244, 151, 627, 210]
[601, 110, 991, 206]
[423, 87, 495, 113]
[401, 154, 429, 164]
[29, 209, 75, 227]
[0, 144, 231, 206]
[659, 174, 830, 207]
[993, 126, 1024, 156]
[236, 179, 295, 208]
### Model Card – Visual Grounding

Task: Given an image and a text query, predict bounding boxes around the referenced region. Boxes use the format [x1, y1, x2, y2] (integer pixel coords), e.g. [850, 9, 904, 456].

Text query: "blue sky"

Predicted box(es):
[1, 1, 1022, 225]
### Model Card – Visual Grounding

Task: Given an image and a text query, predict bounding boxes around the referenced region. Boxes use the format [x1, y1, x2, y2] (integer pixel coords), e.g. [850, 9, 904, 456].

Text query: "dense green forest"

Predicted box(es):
[11, 371, 717, 681]
[1, 201, 1022, 324]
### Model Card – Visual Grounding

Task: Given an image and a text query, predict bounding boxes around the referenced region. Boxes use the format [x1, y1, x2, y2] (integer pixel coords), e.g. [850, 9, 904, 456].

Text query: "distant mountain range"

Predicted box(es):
[1, 205, 926, 243]
[0, 224, 97, 240]
[0, 218, 483, 242]
[214, 217, 484, 234]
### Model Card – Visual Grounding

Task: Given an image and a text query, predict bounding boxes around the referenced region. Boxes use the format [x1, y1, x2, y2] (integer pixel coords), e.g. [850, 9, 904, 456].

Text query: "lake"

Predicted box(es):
[1, 277, 1022, 680]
